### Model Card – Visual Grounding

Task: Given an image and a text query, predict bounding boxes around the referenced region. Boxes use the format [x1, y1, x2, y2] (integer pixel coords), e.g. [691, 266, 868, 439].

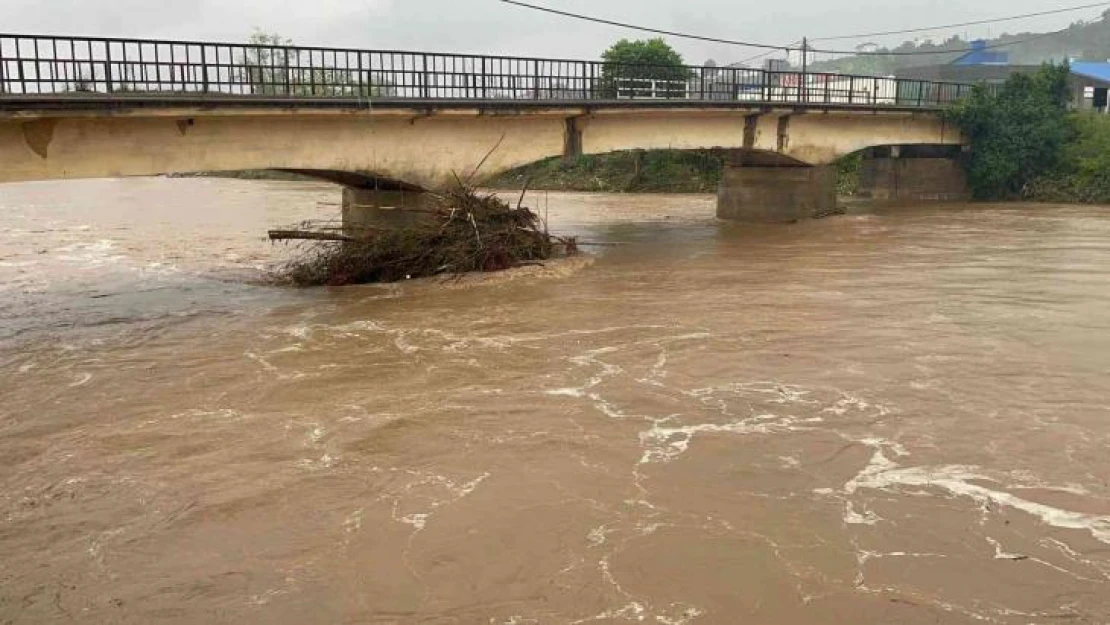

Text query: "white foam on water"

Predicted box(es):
[68, 372, 93, 388]
[343, 509, 363, 534]
[986, 537, 1025, 560]
[844, 501, 882, 525]
[389, 471, 491, 534]
[638, 414, 810, 465]
[547, 388, 586, 398]
[655, 606, 705, 625]
[400, 513, 428, 531]
[778, 455, 801, 469]
[587, 525, 611, 547]
[845, 451, 1110, 544]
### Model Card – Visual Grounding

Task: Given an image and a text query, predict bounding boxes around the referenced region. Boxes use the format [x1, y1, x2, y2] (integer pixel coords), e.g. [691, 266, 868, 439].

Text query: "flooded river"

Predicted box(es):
[2, 178, 1109, 624]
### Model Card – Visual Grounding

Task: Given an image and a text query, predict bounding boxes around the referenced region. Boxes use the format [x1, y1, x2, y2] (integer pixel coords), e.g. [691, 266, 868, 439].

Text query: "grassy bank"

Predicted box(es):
[169, 170, 315, 182]
[487, 149, 867, 197]
[486, 150, 725, 193]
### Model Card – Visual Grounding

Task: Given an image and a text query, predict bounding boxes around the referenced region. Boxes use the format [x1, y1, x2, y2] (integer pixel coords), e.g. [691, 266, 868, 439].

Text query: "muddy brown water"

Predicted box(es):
[1, 178, 1109, 624]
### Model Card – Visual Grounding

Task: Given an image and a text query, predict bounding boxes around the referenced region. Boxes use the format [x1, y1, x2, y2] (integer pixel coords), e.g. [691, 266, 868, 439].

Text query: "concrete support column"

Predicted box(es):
[341, 187, 439, 233]
[858, 156, 969, 203]
[716, 164, 836, 223]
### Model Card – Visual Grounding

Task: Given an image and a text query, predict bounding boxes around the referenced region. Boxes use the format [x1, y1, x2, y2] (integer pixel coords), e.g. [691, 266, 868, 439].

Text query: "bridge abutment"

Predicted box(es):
[341, 187, 438, 233]
[716, 164, 836, 223]
[857, 147, 970, 203]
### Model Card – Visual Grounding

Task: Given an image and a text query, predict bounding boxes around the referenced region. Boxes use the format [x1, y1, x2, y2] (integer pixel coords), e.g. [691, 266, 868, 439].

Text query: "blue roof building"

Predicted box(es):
[1070, 63, 1110, 113]
[952, 40, 1010, 66]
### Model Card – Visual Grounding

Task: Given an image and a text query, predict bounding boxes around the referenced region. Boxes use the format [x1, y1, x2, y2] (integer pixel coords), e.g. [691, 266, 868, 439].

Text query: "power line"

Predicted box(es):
[498, 0, 1106, 56]
[738, 3, 1108, 66]
[498, 0, 801, 51]
[812, 1, 1110, 42]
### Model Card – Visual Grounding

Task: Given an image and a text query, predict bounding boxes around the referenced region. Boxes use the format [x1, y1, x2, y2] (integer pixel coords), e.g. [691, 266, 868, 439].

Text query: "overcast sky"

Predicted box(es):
[1, 0, 1101, 65]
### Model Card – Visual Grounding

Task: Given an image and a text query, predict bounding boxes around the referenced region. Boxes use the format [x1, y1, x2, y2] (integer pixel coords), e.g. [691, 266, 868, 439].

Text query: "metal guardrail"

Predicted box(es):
[0, 34, 977, 108]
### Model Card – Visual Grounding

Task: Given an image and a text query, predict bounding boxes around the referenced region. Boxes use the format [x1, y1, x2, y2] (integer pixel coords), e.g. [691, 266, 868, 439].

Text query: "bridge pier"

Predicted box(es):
[716, 164, 836, 223]
[857, 146, 970, 203]
[341, 187, 438, 233]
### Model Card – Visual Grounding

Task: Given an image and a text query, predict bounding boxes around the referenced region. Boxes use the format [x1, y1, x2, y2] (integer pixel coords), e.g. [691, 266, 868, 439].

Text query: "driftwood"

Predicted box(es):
[268, 230, 355, 242]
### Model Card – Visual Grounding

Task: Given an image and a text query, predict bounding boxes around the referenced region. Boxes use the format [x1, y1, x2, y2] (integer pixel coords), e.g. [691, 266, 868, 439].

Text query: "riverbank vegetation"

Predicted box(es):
[944, 64, 1110, 204]
[487, 149, 868, 197]
[278, 184, 576, 286]
[1023, 112, 1110, 204]
[487, 150, 725, 193]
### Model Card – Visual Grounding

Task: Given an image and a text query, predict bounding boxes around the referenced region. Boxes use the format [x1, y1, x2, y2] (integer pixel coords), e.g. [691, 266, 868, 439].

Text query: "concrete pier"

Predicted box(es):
[717, 165, 836, 223]
[858, 147, 970, 203]
[341, 187, 438, 233]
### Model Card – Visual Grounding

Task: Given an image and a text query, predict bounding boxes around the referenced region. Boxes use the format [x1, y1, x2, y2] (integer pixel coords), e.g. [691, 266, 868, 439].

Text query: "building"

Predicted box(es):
[1070, 62, 1110, 113]
[952, 40, 1009, 66]
[895, 40, 1038, 86]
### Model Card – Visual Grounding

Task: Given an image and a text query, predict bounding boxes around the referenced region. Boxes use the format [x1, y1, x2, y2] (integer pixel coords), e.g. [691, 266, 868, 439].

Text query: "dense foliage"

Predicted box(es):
[1024, 113, 1110, 204]
[943, 64, 1072, 200]
[600, 38, 690, 98]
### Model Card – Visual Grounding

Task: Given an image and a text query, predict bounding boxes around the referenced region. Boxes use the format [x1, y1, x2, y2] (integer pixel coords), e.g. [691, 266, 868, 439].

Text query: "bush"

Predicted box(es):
[943, 64, 1072, 200]
[1025, 113, 1110, 204]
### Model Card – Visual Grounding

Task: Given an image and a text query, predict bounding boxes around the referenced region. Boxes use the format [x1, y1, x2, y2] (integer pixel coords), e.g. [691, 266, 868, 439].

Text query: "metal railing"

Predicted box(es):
[0, 33, 978, 108]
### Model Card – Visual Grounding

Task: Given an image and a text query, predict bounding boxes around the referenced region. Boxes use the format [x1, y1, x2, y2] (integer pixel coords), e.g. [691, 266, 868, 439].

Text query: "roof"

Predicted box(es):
[1071, 62, 1110, 85]
[952, 40, 1009, 66]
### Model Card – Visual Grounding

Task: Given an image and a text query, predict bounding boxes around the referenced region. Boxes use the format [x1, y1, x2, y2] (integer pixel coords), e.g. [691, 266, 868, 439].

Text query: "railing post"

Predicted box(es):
[200, 45, 209, 93]
[761, 69, 769, 102]
[533, 59, 540, 99]
[823, 74, 830, 104]
[848, 76, 855, 104]
[588, 62, 595, 100]
[283, 49, 291, 96]
[103, 41, 113, 93]
[421, 54, 430, 99]
[481, 57, 487, 99]
[16, 40, 27, 94]
[872, 77, 878, 105]
[357, 51, 364, 98]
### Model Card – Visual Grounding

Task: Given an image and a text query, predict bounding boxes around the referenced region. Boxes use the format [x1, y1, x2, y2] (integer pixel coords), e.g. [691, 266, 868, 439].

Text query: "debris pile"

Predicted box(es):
[272, 184, 576, 287]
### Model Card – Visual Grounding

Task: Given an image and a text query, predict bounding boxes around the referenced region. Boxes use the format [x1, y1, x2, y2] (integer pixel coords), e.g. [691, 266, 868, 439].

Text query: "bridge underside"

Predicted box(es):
[0, 102, 966, 222]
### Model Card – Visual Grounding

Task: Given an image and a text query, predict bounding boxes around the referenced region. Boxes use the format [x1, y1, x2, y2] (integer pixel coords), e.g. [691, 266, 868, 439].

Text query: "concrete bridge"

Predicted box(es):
[0, 34, 974, 222]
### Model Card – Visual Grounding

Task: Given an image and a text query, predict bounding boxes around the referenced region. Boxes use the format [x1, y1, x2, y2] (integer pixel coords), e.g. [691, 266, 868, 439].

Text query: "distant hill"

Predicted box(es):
[807, 9, 1110, 76]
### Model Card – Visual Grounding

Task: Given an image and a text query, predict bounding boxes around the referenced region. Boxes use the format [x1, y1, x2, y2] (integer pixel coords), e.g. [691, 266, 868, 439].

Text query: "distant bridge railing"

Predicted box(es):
[0, 34, 977, 108]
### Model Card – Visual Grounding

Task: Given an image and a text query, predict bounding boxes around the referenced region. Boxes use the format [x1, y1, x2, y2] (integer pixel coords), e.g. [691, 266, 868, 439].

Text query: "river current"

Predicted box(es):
[1, 178, 1109, 623]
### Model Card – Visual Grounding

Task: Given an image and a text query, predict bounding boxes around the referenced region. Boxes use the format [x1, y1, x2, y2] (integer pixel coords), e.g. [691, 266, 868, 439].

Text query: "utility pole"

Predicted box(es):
[801, 36, 808, 103]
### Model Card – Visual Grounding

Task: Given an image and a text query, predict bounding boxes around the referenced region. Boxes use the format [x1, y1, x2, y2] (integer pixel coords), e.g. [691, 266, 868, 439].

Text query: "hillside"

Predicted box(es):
[809, 9, 1110, 75]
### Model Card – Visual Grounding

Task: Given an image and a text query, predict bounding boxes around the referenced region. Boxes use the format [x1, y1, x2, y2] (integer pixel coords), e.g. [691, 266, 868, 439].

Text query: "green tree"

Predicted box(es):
[600, 38, 690, 99]
[239, 30, 293, 95]
[238, 30, 394, 97]
[943, 64, 1072, 200]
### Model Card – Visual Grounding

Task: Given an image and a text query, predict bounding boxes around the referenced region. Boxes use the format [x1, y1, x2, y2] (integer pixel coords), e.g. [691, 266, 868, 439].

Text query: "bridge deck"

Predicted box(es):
[0, 94, 954, 116]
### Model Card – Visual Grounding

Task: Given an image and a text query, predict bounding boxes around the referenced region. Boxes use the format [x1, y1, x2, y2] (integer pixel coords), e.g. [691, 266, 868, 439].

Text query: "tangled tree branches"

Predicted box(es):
[275, 183, 577, 287]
